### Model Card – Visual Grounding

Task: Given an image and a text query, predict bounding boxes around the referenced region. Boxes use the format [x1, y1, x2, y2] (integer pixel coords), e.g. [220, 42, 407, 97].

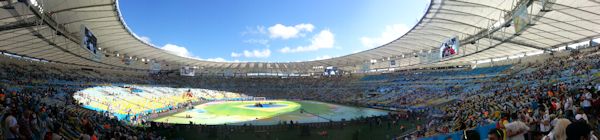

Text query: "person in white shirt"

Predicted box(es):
[582, 92, 593, 113]
[505, 119, 530, 140]
[540, 110, 552, 134]
[542, 119, 571, 140]
[3, 108, 19, 140]
[574, 108, 589, 123]
[564, 95, 574, 118]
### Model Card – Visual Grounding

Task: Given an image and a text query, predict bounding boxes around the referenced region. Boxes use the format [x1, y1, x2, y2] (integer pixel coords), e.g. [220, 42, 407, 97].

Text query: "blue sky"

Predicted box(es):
[118, 0, 429, 62]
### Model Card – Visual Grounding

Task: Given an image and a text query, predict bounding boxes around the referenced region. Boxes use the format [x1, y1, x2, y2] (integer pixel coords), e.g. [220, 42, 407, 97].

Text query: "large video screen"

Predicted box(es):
[323, 66, 338, 76]
[81, 25, 102, 61]
[180, 66, 195, 76]
[81, 26, 98, 55]
[439, 37, 460, 58]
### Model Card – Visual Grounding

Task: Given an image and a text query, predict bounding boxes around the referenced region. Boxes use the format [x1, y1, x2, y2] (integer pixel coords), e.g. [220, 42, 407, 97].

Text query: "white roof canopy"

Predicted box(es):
[0, 0, 599, 73]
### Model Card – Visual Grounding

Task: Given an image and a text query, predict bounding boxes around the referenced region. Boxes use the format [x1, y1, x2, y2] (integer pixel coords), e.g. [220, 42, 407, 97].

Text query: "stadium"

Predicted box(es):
[0, 0, 599, 139]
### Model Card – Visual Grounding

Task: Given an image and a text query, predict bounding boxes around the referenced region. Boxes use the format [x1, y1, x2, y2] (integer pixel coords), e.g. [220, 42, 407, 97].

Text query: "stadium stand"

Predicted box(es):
[2, 0, 600, 139]
[1, 46, 599, 139]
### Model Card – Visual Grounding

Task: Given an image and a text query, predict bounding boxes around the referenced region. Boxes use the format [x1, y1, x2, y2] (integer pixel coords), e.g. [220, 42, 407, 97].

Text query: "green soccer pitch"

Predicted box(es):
[152, 100, 388, 125]
[152, 100, 301, 125]
[203, 100, 301, 117]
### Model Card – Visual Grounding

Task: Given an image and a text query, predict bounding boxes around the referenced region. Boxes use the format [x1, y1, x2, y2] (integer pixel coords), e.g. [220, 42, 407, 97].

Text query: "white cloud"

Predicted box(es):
[132, 33, 155, 46]
[230, 52, 242, 57]
[139, 36, 151, 44]
[243, 39, 269, 46]
[203, 57, 226, 62]
[360, 24, 410, 48]
[280, 29, 335, 53]
[231, 49, 271, 58]
[160, 44, 192, 57]
[159, 43, 235, 62]
[268, 23, 314, 39]
[241, 26, 267, 36]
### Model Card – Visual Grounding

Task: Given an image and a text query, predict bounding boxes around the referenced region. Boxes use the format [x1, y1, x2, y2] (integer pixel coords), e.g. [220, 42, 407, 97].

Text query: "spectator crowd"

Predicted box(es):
[0, 46, 599, 139]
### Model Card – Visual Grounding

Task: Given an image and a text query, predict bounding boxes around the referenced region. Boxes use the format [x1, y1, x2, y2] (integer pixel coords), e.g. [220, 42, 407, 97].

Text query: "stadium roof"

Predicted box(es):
[0, 0, 599, 73]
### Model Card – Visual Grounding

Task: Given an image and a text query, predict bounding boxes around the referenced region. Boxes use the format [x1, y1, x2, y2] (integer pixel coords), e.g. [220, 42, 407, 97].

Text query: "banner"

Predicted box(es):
[362, 63, 370, 72]
[541, 0, 547, 10]
[513, 4, 530, 33]
[429, 50, 441, 64]
[150, 60, 161, 74]
[91, 52, 102, 61]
